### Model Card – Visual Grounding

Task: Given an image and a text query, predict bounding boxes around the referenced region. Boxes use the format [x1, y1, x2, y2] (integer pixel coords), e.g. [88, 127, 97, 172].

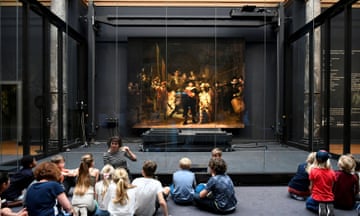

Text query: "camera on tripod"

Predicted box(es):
[76, 100, 87, 111]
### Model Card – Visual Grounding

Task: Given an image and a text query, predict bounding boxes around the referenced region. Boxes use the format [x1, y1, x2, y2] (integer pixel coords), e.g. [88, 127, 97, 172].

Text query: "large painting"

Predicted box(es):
[127, 38, 245, 128]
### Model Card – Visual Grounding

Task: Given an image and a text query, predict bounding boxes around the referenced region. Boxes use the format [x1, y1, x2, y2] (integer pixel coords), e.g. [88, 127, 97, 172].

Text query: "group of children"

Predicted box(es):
[4, 144, 360, 216]
[164, 148, 237, 214]
[0, 143, 237, 216]
[6, 143, 360, 216]
[288, 150, 360, 216]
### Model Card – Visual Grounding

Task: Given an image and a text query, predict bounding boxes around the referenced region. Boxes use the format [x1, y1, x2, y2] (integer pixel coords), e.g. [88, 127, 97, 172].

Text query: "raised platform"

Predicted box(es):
[33, 140, 320, 186]
[141, 128, 233, 152]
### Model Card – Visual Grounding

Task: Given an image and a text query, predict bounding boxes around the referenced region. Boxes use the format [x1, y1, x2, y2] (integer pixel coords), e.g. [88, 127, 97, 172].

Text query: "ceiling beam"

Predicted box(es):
[2, 0, 359, 8]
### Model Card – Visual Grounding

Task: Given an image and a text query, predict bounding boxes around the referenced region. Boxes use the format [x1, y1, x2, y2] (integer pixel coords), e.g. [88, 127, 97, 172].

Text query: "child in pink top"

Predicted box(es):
[305, 150, 336, 216]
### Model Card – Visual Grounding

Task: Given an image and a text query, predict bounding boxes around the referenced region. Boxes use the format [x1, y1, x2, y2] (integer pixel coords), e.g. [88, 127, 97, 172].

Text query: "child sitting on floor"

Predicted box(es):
[333, 154, 359, 210]
[132, 160, 169, 216]
[107, 168, 137, 215]
[71, 154, 97, 216]
[211, 147, 222, 159]
[164, 157, 196, 205]
[288, 152, 316, 201]
[194, 158, 237, 214]
[1, 155, 37, 206]
[51, 154, 77, 196]
[305, 150, 336, 216]
[94, 164, 114, 216]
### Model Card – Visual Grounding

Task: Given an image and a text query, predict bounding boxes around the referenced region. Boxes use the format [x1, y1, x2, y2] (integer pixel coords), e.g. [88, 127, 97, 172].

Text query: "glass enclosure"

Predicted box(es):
[0, 1, 86, 165]
[1, 0, 360, 172]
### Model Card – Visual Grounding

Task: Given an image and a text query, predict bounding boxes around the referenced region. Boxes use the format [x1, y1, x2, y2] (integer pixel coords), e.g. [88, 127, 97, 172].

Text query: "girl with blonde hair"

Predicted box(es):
[164, 157, 196, 204]
[71, 154, 97, 216]
[74, 153, 100, 186]
[106, 168, 137, 215]
[94, 164, 114, 216]
[305, 150, 336, 216]
[333, 155, 359, 210]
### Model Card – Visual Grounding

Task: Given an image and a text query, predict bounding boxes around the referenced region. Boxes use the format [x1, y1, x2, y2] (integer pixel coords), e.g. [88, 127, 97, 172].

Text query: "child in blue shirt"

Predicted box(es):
[164, 157, 196, 204]
[194, 158, 237, 214]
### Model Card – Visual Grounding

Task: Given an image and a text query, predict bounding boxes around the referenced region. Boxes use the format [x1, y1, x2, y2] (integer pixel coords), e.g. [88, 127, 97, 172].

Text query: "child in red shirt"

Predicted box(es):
[305, 150, 336, 216]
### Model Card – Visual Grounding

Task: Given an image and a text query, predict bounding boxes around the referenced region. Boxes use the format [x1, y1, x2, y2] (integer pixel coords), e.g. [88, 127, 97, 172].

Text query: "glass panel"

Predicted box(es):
[90, 2, 285, 174]
[351, 7, 360, 154]
[66, 36, 82, 148]
[289, 38, 307, 144]
[28, 10, 43, 156]
[1, 1, 86, 164]
[328, 12, 345, 154]
[0, 3, 23, 164]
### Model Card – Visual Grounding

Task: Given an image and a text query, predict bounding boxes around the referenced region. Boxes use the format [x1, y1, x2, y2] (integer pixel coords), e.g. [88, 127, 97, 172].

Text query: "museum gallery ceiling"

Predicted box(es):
[0, 0, 358, 8]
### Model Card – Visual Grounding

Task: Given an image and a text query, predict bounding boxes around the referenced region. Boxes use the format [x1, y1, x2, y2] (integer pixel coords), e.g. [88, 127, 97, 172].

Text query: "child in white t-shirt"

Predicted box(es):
[94, 164, 114, 216]
[132, 160, 169, 216]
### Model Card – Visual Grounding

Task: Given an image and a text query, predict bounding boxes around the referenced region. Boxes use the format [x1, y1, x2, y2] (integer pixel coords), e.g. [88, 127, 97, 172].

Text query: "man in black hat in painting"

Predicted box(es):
[182, 80, 198, 125]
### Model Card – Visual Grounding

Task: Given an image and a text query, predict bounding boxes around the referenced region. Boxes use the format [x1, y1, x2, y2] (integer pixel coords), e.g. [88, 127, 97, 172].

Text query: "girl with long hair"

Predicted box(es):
[72, 154, 97, 216]
[94, 164, 114, 216]
[106, 168, 137, 215]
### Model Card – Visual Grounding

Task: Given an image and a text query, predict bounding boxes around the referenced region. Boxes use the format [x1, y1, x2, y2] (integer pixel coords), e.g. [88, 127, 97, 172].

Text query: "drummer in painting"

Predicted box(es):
[230, 77, 245, 122]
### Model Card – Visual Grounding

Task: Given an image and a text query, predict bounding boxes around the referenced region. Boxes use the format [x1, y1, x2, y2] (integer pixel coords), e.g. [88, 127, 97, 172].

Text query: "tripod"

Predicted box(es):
[78, 101, 88, 147]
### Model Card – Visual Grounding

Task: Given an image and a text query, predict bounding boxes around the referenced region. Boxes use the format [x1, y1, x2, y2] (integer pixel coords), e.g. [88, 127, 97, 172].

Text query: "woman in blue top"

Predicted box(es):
[194, 158, 237, 214]
[24, 162, 75, 216]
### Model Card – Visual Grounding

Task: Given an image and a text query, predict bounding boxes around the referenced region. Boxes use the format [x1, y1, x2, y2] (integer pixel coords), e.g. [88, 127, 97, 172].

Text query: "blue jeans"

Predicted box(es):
[305, 197, 320, 212]
[93, 209, 110, 216]
[169, 184, 193, 205]
[193, 193, 235, 214]
[306, 197, 333, 213]
[193, 193, 218, 213]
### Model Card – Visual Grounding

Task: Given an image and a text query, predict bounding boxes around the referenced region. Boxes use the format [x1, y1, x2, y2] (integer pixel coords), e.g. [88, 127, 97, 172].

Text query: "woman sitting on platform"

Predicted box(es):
[103, 136, 137, 178]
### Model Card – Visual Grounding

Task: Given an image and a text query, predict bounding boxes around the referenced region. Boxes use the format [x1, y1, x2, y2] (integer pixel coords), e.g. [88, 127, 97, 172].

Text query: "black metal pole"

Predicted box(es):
[324, 19, 331, 151]
[22, 2, 30, 156]
[308, 31, 314, 151]
[343, 5, 352, 154]
[58, 29, 63, 152]
[42, 17, 50, 155]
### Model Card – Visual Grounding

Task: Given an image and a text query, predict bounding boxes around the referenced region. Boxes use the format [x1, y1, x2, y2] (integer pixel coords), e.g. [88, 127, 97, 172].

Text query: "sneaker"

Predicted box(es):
[290, 193, 305, 201]
[326, 203, 334, 216]
[318, 203, 326, 216]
